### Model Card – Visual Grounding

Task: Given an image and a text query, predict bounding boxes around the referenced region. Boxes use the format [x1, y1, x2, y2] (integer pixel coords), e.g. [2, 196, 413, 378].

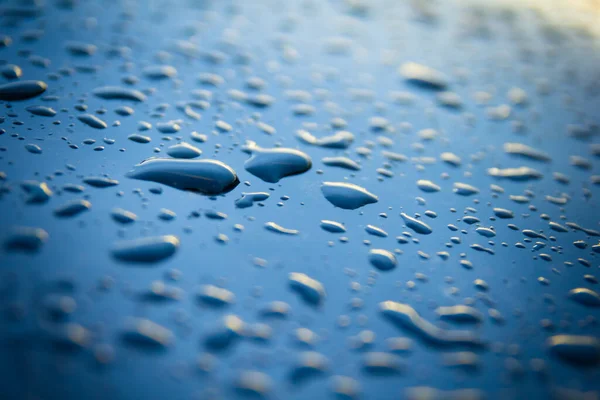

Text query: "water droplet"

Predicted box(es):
[126, 158, 239, 195]
[368, 249, 397, 270]
[92, 86, 146, 102]
[290, 352, 329, 383]
[365, 225, 388, 237]
[83, 176, 119, 188]
[53, 199, 91, 217]
[235, 370, 272, 398]
[244, 142, 312, 183]
[380, 301, 483, 347]
[26, 105, 56, 117]
[547, 335, 600, 365]
[128, 133, 151, 143]
[197, 285, 235, 306]
[362, 352, 402, 375]
[289, 272, 325, 305]
[142, 65, 177, 80]
[493, 208, 514, 219]
[166, 142, 202, 159]
[0, 64, 22, 80]
[504, 143, 551, 162]
[77, 114, 108, 129]
[0, 80, 47, 101]
[122, 318, 173, 348]
[417, 179, 441, 193]
[320, 220, 346, 233]
[436, 306, 483, 323]
[400, 213, 432, 235]
[296, 129, 354, 149]
[399, 62, 447, 90]
[321, 182, 378, 210]
[453, 182, 479, 196]
[25, 144, 42, 154]
[65, 41, 97, 56]
[21, 180, 52, 203]
[265, 222, 299, 235]
[204, 315, 245, 351]
[568, 288, 600, 307]
[111, 235, 180, 263]
[4, 226, 48, 252]
[488, 166, 543, 181]
[111, 208, 137, 224]
[235, 192, 270, 208]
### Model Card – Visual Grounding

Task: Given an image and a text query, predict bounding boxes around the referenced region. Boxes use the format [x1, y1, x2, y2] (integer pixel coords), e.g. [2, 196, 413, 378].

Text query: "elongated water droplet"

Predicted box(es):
[547, 335, 600, 365]
[4, 226, 48, 252]
[320, 220, 346, 233]
[265, 222, 299, 235]
[0, 80, 47, 101]
[126, 158, 239, 195]
[92, 86, 146, 102]
[400, 213, 432, 235]
[289, 272, 326, 305]
[77, 114, 108, 129]
[112, 235, 180, 263]
[54, 199, 91, 217]
[321, 182, 378, 210]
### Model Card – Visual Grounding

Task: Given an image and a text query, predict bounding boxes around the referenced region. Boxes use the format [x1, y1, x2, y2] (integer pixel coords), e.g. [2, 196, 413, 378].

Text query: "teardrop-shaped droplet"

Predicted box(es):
[0, 80, 47, 101]
[244, 142, 312, 183]
[112, 235, 180, 263]
[126, 158, 239, 195]
[92, 86, 146, 102]
[368, 249, 397, 271]
[321, 182, 378, 210]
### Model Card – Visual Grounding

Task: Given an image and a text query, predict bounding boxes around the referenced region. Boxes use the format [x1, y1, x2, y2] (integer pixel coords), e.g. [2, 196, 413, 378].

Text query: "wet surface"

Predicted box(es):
[0, 0, 599, 399]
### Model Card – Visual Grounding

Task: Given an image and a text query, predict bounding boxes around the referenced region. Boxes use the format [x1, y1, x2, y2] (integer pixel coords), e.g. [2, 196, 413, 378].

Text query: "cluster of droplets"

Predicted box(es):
[1, 0, 600, 398]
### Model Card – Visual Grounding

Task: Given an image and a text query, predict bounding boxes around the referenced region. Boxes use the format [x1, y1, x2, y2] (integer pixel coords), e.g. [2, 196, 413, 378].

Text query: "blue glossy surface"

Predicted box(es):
[0, 1, 599, 399]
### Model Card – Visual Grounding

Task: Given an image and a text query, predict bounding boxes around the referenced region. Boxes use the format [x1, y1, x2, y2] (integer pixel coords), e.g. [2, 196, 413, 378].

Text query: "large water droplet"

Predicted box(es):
[244, 142, 312, 183]
[0, 80, 47, 101]
[126, 158, 239, 195]
[112, 235, 180, 263]
[321, 182, 378, 210]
